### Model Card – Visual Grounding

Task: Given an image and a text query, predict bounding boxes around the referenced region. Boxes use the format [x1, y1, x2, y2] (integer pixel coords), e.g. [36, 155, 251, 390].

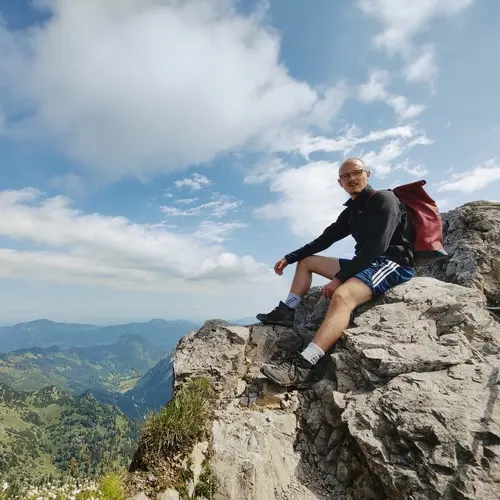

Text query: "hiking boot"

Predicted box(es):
[260, 352, 317, 389]
[256, 301, 295, 328]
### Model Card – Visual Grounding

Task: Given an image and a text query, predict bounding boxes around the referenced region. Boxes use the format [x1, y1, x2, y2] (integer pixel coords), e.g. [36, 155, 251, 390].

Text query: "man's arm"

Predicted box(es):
[284, 209, 351, 264]
[335, 192, 402, 282]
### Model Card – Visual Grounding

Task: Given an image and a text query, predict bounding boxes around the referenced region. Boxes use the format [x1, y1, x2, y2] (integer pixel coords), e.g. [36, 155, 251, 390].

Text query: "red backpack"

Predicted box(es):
[369, 180, 448, 265]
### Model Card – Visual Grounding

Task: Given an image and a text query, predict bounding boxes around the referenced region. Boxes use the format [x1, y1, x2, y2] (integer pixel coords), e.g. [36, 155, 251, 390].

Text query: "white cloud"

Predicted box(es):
[244, 158, 289, 184]
[296, 124, 416, 159]
[403, 45, 437, 85]
[358, 70, 425, 119]
[290, 123, 432, 176]
[358, 0, 473, 53]
[360, 140, 407, 176]
[387, 95, 426, 121]
[176, 198, 199, 204]
[0, 188, 269, 290]
[396, 161, 430, 177]
[254, 161, 347, 238]
[437, 158, 500, 193]
[358, 0, 474, 84]
[161, 193, 241, 218]
[358, 68, 391, 101]
[193, 221, 246, 244]
[408, 136, 434, 147]
[359, 133, 433, 176]
[174, 173, 212, 191]
[0, 0, 345, 180]
[304, 83, 349, 130]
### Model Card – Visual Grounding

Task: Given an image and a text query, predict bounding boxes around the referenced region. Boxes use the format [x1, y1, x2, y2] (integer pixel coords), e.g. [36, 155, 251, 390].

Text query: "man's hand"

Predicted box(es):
[274, 257, 288, 276]
[323, 278, 341, 298]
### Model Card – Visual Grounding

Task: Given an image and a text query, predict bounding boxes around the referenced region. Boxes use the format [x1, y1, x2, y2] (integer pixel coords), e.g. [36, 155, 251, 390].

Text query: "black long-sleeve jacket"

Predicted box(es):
[284, 185, 415, 282]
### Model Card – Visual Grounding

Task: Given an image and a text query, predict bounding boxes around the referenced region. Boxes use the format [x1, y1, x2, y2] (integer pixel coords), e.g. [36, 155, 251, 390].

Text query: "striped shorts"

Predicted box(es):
[339, 257, 415, 297]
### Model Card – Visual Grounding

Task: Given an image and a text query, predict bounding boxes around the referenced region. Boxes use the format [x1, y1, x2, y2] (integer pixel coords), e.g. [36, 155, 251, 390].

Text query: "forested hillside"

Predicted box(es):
[0, 384, 141, 489]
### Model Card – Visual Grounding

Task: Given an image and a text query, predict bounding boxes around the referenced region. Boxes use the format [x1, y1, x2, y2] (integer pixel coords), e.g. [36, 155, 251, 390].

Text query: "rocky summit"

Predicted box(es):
[128, 202, 500, 500]
[418, 201, 500, 306]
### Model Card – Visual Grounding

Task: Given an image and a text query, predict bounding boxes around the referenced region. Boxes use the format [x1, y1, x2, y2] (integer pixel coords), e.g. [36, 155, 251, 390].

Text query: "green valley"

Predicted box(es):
[0, 334, 164, 396]
[0, 319, 186, 489]
[0, 383, 141, 489]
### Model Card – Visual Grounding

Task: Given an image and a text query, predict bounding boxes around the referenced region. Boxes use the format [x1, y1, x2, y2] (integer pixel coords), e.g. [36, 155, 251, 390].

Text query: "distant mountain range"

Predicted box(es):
[0, 334, 165, 395]
[0, 383, 141, 487]
[0, 333, 177, 419]
[0, 316, 257, 421]
[0, 318, 199, 353]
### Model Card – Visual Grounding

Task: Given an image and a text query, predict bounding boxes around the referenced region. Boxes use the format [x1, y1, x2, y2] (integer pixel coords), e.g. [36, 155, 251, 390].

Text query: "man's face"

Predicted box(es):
[338, 160, 370, 195]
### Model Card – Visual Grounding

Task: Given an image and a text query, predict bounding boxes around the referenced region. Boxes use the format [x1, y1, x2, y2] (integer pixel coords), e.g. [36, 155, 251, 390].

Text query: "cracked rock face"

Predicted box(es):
[210, 405, 329, 500]
[418, 201, 500, 305]
[332, 277, 500, 392]
[173, 319, 250, 399]
[343, 362, 500, 500]
[153, 276, 500, 500]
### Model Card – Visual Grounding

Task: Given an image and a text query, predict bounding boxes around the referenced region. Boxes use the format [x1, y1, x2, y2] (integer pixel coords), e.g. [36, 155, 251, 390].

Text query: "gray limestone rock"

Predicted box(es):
[334, 278, 500, 391]
[210, 406, 338, 500]
[132, 271, 500, 500]
[418, 201, 500, 305]
[173, 319, 250, 398]
[343, 362, 500, 500]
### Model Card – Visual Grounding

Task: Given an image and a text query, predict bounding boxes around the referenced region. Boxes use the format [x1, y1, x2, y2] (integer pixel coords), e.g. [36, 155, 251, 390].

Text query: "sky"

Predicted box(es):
[0, 0, 499, 325]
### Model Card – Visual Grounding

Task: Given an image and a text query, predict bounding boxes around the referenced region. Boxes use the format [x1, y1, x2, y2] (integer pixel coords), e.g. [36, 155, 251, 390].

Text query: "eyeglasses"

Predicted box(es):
[339, 169, 366, 181]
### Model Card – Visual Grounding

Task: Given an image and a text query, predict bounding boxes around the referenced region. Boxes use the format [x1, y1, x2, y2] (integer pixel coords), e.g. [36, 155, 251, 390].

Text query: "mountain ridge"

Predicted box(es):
[0, 334, 165, 415]
[0, 318, 199, 353]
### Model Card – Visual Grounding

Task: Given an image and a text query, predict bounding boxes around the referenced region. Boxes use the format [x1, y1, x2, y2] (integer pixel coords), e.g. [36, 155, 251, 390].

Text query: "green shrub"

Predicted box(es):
[141, 378, 214, 457]
[194, 459, 219, 498]
[98, 471, 127, 500]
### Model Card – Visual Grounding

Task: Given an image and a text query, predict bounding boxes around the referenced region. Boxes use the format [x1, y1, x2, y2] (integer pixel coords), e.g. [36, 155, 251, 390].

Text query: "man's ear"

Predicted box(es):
[366, 170, 371, 178]
[337, 179, 342, 186]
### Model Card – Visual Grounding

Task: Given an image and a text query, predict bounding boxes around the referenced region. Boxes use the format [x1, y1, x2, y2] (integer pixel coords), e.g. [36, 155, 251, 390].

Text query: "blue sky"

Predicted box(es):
[0, 0, 499, 325]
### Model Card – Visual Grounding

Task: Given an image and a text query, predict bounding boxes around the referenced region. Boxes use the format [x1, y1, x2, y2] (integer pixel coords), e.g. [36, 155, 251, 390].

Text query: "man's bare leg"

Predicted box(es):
[257, 256, 341, 326]
[289, 256, 341, 297]
[312, 277, 373, 352]
[261, 277, 373, 387]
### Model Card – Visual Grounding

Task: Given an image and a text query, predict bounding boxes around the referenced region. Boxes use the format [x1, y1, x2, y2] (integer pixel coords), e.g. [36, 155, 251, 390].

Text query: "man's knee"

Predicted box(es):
[329, 287, 355, 310]
[297, 256, 313, 271]
[329, 279, 373, 311]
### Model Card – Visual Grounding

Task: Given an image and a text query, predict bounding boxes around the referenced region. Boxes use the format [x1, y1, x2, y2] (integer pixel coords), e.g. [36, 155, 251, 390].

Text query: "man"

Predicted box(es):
[257, 158, 415, 388]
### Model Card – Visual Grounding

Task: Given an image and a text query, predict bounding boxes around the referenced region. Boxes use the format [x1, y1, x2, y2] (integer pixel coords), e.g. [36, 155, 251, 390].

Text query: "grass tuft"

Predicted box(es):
[141, 377, 214, 458]
[98, 471, 127, 500]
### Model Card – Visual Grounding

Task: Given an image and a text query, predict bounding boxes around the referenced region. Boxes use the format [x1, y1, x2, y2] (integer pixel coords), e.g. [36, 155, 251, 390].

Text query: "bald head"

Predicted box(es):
[338, 158, 370, 198]
[340, 158, 365, 173]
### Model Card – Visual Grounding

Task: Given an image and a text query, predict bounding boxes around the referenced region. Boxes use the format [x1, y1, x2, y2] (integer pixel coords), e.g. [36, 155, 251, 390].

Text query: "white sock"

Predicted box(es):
[300, 342, 325, 365]
[284, 293, 302, 309]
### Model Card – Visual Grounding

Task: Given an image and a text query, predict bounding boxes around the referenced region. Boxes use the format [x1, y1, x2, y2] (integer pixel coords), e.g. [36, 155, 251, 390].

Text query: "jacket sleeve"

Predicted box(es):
[335, 192, 402, 282]
[285, 209, 351, 265]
